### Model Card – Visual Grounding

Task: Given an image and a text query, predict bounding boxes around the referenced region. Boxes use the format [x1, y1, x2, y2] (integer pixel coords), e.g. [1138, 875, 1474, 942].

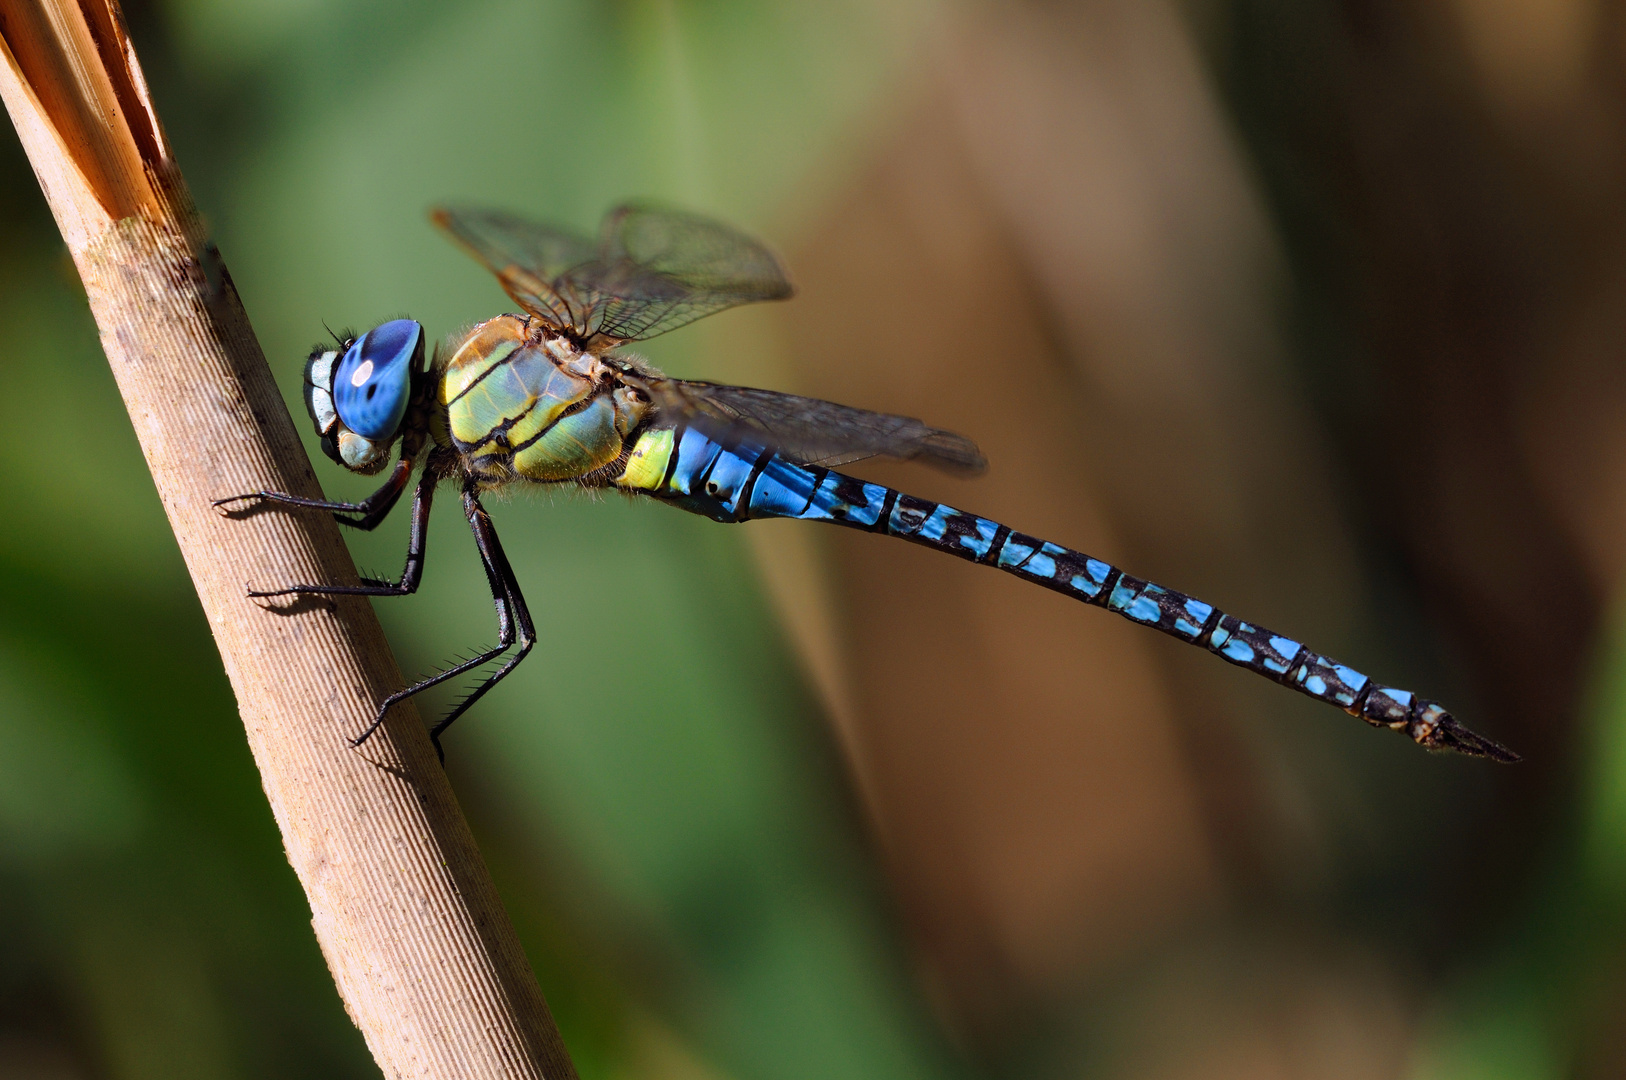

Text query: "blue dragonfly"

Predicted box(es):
[217, 204, 1518, 763]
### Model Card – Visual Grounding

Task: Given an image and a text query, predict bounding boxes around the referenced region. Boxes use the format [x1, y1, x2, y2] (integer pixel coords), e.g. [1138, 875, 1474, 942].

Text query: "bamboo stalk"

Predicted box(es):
[0, 3, 578, 1076]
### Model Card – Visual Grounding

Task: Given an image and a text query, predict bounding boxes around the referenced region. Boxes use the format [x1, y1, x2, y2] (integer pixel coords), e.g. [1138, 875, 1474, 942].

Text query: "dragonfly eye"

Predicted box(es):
[333, 319, 423, 440]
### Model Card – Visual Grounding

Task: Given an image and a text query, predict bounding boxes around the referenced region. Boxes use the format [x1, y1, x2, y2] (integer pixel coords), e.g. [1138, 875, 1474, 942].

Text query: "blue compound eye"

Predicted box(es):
[333, 319, 422, 440]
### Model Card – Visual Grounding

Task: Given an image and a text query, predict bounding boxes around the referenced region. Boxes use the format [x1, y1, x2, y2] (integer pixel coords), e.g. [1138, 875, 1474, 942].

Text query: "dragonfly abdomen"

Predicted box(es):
[614, 425, 1516, 761]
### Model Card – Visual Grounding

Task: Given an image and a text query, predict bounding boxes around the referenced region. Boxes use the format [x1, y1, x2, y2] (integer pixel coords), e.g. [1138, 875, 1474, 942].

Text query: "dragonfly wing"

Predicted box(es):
[583, 205, 794, 344]
[434, 204, 794, 345]
[431, 207, 597, 333]
[641, 379, 987, 474]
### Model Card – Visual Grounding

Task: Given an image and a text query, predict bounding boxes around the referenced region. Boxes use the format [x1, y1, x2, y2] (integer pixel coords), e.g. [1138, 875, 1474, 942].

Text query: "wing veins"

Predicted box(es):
[637, 378, 986, 475]
[432, 204, 793, 344]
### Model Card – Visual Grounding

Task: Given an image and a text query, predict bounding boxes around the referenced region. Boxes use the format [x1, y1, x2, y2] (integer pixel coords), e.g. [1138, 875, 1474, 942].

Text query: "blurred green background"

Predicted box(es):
[5, 0, 1626, 1077]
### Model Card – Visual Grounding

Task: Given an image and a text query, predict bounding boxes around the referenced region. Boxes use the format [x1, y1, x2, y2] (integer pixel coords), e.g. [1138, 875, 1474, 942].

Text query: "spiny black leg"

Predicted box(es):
[350, 482, 533, 757]
[249, 470, 437, 600]
[214, 456, 414, 531]
[349, 634, 515, 750]
[349, 557, 515, 748]
[425, 486, 536, 758]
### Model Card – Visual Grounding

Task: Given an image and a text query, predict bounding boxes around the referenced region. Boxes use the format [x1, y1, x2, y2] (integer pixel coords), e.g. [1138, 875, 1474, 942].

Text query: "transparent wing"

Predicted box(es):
[585, 205, 794, 342]
[639, 378, 987, 474]
[432, 204, 794, 344]
[430, 207, 597, 331]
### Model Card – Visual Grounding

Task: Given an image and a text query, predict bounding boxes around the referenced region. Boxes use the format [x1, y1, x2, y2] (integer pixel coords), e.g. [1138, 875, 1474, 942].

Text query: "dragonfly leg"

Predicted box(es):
[425, 486, 536, 758]
[351, 483, 535, 761]
[247, 469, 436, 599]
[213, 455, 415, 531]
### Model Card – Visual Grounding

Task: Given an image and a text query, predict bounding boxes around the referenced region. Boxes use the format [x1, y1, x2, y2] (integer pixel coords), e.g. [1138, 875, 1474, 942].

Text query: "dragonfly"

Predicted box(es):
[217, 204, 1518, 763]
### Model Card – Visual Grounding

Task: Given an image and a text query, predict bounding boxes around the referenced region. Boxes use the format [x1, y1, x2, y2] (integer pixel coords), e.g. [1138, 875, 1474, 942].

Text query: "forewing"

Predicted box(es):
[643, 379, 987, 474]
[431, 207, 597, 331]
[435, 204, 793, 344]
[583, 205, 794, 343]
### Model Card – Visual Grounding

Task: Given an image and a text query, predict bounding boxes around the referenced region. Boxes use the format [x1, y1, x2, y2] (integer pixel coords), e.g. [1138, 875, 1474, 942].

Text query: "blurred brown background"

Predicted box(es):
[724, 0, 1626, 1073]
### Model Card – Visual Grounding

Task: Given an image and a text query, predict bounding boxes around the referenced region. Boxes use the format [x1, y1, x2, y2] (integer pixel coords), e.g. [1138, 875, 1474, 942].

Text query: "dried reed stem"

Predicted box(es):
[0, 3, 577, 1076]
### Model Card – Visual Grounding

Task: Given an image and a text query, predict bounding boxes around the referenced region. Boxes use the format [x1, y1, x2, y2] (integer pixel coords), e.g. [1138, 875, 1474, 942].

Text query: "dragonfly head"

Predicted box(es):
[304, 319, 425, 474]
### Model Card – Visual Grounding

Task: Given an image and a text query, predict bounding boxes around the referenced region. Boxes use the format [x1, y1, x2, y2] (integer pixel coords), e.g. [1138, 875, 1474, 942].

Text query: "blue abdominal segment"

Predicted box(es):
[620, 426, 1515, 762]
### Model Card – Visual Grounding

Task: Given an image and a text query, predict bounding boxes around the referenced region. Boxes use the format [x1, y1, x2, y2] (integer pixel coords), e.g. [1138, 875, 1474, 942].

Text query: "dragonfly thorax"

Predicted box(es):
[436, 314, 650, 486]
